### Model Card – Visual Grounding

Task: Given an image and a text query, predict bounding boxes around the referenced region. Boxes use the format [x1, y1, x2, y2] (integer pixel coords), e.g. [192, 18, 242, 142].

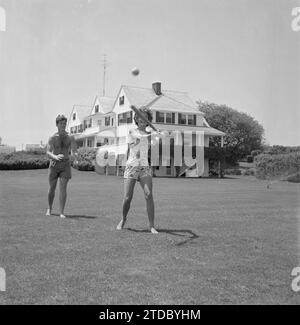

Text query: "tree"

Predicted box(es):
[198, 101, 264, 165]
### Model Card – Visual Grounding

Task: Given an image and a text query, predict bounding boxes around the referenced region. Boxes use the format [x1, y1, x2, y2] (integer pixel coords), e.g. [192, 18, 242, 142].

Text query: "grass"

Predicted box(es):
[0, 169, 299, 305]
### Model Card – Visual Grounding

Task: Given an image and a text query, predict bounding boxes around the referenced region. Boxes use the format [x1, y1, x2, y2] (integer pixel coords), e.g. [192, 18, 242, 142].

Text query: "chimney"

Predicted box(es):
[152, 82, 162, 96]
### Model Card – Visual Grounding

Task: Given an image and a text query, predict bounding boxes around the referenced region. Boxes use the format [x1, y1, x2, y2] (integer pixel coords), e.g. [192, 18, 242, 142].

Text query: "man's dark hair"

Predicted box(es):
[56, 114, 67, 126]
[133, 107, 153, 126]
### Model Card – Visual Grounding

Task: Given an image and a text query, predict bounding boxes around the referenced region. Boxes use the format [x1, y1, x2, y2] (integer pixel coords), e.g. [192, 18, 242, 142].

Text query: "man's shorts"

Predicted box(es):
[124, 165, 152, 181]
[48, 160, 72, 181]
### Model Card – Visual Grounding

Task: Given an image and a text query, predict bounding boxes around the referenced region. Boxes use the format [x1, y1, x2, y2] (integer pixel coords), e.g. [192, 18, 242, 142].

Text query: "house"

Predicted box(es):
[67, 82, 225, 177]
[25, 142, 46, 153]
[0, 145, 16, 155]
[68, 97, 115, 148]
[0, 137, 16, 154]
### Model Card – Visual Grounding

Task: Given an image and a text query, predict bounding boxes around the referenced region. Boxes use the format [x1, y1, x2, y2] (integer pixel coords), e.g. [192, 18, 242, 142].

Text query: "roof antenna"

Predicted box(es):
[101, 54, 107, 97]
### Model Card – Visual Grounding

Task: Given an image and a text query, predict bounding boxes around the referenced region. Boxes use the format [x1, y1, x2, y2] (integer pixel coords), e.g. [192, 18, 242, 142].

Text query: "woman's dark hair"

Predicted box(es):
[133, 107, 153, 126]
[56, 114, 67, 126]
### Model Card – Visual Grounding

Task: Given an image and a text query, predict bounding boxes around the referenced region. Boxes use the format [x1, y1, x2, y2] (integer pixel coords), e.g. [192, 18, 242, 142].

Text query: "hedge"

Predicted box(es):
[241, 167, 256, 176]
[225, 168, 242, 176]
[71, 147, 97, 171]
[286, 172, 300, 183]
[0, 148, 99, 171]
[255, 152, 300, 180]
[0, 153, 50, 170]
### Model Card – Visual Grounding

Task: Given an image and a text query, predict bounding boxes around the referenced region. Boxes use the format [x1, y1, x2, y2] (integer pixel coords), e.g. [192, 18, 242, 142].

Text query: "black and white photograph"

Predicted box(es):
[0, 0, 299, 308]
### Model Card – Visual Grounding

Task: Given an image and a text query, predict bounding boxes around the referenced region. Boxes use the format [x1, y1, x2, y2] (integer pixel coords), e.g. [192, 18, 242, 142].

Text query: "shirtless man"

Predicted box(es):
[46, 114, 78, 218]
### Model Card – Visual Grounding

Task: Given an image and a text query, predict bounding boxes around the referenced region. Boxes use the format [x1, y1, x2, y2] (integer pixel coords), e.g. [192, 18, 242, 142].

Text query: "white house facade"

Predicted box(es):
[67, 82, 225, 177]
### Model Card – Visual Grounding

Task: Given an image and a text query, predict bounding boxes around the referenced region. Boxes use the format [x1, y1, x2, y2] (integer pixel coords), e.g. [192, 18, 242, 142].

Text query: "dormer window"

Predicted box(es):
[73, 113, 76, 120]
[188, 114, 195, 126]
[119, 96, 125, 105]
[179, 113, 196, 125]
[179, 113, 187, 125]
[166, 112, 175, 124]
[156, 111, 165, 123]
[95, 105, 99, 113]
[105, 116, 110, 126]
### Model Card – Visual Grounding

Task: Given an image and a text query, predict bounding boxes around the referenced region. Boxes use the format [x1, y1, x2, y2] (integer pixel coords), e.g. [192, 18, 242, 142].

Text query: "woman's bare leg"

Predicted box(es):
[139, 176, 158, 233]
[117, 178, 136, 230]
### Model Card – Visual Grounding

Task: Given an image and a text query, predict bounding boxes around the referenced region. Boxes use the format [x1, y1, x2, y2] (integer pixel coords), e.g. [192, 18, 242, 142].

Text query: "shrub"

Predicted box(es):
[75, 160, 95, 171]
[209, 169, 219, 177]
[255, 152, 300, 179]
[251, 150, 262, 157]
[225, 168, 242, 175]
[72, 147, 97, 171]
[0, 152, 50, 170]
[247, 155, 253, 163]
[77, 147, 97, 161]
[241, 167, 256, 176]
[262, 145, 300, 155]
[286, 172, 300, 183]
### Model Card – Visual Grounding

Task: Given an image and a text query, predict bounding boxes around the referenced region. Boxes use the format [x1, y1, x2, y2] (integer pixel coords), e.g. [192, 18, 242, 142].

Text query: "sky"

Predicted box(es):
[0, 0, 299, 149]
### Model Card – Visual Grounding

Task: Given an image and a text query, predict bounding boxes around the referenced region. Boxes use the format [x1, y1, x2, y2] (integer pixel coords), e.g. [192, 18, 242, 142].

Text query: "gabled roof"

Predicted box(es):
[120, 85, 202, 115]
[92, 96, 115, 114]
[73, 105, 93, 121]
[98, 96, 115, 114]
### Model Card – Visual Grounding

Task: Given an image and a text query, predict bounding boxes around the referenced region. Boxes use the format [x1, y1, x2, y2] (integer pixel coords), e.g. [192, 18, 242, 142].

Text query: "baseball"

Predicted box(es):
[131, 67, 140, 76]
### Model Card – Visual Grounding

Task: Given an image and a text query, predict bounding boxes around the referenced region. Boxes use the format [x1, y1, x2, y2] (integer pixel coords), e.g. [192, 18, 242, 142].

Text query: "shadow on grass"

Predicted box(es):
[52, 214, 97, 219]
[126, 227, 199, 246]
[67, 214, 98, 219]
[154, 176, 238, 180]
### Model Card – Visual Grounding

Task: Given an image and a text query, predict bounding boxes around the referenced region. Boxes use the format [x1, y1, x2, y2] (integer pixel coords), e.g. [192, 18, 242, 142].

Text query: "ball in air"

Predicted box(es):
[131, 67, 140, 76]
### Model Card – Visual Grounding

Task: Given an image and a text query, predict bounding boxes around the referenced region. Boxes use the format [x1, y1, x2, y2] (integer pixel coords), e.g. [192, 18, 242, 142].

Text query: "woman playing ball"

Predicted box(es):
[116, 107, 161, 234]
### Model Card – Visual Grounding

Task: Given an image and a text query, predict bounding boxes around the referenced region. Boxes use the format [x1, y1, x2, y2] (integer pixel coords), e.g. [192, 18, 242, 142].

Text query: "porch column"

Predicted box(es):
[218, 136, 224, 178]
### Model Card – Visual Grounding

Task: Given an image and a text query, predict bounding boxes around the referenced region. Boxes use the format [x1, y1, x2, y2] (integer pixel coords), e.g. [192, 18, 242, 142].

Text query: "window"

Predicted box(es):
[119, 96, 125, 105]
[105, 116, 110, 126]
[188, 114, 196, 126]
[166, 113, 175, 124]
[111, 118, 114, 126]
[118, 111, 132, 125]
[95, 105, 99, 113]
[126, 111, 132, 123]
[179, 113, 187, 125]
[156, 111, 165, 123]
[84, 120, 87, 129]
[166, 113, 172, 124]
[88, 118, 92, 128]
[73, 113, 76, 121]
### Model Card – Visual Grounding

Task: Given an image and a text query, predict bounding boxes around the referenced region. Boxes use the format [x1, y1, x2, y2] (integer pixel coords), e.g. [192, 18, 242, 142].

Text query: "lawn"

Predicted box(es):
[0, 169, 299, 304]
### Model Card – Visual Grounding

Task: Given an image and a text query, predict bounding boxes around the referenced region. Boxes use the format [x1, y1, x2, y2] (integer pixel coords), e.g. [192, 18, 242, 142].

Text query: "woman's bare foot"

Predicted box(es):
[150, 227, 158, 234]
[116, 219, 126, 230]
